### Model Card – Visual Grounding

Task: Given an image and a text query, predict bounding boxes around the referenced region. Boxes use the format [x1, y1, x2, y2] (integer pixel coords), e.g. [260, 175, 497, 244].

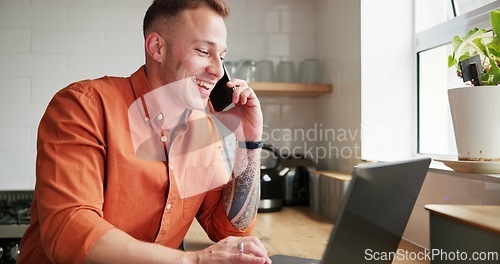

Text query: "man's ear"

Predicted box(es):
[145, 32, 164, 63]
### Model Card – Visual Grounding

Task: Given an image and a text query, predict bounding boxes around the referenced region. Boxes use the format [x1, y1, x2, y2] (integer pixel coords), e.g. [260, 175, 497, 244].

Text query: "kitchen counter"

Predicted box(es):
[184, 206, 429, 263]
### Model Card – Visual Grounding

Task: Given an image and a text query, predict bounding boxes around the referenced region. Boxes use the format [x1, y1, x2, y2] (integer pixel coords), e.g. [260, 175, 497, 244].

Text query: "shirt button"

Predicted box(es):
[169, 165, 174, 171]
[161, 135, 167, 142]
[157, 113, 163, 120]
[166, 203, 172, 210]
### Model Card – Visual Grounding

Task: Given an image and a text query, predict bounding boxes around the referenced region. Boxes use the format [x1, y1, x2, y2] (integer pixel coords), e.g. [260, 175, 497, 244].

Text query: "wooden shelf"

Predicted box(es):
[425, 205, 500, 234]
[249, 82, 333, 96]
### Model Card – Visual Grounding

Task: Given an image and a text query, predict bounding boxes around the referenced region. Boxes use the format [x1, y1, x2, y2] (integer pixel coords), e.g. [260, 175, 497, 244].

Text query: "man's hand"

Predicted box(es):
[208, 78, 263, 230]
[183, 236, 272, 264]
[209, 79, 263, 141]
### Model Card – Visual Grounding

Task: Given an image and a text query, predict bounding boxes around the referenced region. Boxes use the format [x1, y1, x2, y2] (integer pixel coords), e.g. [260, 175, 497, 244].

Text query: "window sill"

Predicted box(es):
[429, 160, 500, 184]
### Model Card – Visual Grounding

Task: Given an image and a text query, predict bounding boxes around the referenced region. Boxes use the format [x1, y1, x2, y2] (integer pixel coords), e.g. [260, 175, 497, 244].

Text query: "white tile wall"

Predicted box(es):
[68, 6, 144, 30]
[0, 78, 31, 102]
[0, 128, 32, 152]
[0, 0, 320, 189]
[31, 0, 105, 5]
[0, 29, 31, 52]
[105, 31, 144, 54]
[316, 0, 361, 173]
[226, 10, 280, 33]
[32, 30, 106, 53]
[0, 5, 67, 29]
[0, 54, 68, 77]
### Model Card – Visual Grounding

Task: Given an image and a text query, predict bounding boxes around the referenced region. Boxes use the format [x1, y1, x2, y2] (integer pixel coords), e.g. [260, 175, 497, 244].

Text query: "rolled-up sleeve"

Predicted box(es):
[35, 84, 114, 263]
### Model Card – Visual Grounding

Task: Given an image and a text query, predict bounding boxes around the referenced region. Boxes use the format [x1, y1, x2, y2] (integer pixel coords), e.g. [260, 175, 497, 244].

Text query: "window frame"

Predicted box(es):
[416, 1, 500, 156]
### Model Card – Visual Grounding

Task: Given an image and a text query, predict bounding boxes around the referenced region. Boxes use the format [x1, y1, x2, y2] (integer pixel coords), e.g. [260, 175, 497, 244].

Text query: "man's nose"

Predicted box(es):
[207, 59, 224, 80]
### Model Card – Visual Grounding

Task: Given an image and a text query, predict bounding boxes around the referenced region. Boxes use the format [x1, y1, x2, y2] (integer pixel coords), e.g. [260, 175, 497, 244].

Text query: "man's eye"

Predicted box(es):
[197, 49, 209, 55]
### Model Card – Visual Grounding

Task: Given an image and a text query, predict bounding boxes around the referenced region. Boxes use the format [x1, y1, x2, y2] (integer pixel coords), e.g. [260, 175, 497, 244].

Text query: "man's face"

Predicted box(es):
[157, 6, 228, 110]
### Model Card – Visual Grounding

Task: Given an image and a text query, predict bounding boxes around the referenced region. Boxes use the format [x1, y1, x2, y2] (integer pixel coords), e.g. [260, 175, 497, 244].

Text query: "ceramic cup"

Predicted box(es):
[235, 60, 256, 82]
[255, 60, 275, 82]
[298, 59, 322, 83]
[277, 61, 296, 83]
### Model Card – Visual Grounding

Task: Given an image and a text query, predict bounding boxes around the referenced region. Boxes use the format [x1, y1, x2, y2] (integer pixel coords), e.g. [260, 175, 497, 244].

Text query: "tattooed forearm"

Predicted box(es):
[223, 147, 261, 229]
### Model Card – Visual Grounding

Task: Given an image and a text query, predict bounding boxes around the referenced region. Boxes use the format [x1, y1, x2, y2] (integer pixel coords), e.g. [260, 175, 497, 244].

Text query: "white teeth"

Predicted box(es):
[192, 77, 214, 90]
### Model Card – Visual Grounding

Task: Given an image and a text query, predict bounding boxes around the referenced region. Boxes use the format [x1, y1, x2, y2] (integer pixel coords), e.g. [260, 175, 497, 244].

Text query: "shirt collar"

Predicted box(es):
[130, 65, 198, 134]
[130, 65, 153, 100]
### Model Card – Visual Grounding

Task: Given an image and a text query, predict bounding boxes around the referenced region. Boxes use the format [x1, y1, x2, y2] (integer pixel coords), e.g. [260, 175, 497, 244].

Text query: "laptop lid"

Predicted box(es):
[320, 157, 431, 264]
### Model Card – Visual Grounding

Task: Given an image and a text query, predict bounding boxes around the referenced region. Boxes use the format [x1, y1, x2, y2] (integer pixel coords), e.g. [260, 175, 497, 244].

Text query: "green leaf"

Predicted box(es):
[452, 35, 464, 52]
[473, 38, 487, 55]
[463, 28, 480, 40]
[448, 55, 456, 68]
[455, 29, 488, 59]
[448, 10, 500, 83]
[490, 10, 500, 37]
[486, 36, 500, 57]
[458, 53, 472, 62]
[487, 58, 500, 85]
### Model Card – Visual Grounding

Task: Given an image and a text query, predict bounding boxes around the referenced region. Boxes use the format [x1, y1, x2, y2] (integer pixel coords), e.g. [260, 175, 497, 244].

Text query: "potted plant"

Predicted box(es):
[446, 9, 500, 162]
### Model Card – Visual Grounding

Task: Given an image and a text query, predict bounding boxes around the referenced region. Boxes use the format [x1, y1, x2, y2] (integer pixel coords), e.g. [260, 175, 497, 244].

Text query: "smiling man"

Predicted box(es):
[18, 0, 269, 263]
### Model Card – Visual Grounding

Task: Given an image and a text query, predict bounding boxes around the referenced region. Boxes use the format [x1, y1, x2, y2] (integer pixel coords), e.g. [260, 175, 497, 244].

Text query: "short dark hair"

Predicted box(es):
[143, 0, 230, 37]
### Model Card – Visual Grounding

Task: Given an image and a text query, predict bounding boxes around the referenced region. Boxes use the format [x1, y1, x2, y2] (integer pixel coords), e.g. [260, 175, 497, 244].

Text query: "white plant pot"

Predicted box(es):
[448, 86, 500, 161]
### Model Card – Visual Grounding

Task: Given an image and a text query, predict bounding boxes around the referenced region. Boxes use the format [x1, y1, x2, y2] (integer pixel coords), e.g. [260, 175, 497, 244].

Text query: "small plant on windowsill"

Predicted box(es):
[448, 9, 500, 86]
[441, 9, 500, 167]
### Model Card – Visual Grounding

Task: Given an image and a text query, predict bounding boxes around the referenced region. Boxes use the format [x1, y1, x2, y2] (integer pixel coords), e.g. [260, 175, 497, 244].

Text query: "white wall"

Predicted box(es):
[361, 0, 416, 161]
[0, 0, 149, 190]
[316, 0, 362, 172]
[0, 0, 322, 189]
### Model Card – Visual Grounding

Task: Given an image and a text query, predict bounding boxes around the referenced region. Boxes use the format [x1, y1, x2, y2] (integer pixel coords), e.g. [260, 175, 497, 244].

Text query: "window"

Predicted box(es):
[416, 1, 500, 157]
[453, 0, 498, 16]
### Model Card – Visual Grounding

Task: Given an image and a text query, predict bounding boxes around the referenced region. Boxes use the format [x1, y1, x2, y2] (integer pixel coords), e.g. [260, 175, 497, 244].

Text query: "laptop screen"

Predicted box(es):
[321, 158, 431, 264]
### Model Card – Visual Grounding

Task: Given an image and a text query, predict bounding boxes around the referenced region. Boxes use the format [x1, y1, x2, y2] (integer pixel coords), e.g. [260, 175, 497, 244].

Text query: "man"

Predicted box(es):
[18, 0, 271, 263]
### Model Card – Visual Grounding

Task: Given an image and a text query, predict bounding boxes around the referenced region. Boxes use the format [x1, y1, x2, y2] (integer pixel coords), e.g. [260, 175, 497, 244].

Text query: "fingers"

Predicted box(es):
[240, 241, 267, 258]
[194, 251, 268, 264]
[229, 80, 257, 106]
[236, 237, 272, 264]
[236, 253, 270, 264]
[246, 236, 268, 256]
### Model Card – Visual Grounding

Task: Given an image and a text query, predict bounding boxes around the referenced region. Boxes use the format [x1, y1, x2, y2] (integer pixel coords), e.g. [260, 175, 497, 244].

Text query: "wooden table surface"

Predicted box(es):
[184, 206, 429, 263]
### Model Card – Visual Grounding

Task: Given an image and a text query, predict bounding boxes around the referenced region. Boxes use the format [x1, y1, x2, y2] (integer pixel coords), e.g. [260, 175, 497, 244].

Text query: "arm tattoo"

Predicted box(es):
[223, 148, 261, 229]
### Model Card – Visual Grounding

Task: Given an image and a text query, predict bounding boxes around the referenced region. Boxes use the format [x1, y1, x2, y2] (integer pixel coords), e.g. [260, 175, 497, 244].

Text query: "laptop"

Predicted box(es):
[270, 157, 431, 264]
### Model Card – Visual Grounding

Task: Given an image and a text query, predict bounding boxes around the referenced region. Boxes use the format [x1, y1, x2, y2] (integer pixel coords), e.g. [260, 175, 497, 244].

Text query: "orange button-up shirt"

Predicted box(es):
[18, 66, 254, 264]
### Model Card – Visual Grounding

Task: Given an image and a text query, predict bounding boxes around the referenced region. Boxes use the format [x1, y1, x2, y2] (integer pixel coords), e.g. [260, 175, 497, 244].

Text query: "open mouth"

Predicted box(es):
[191, 76, 214, 90]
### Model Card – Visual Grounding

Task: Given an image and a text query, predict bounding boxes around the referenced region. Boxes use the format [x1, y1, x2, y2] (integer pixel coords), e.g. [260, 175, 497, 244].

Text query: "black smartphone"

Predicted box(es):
[210, 64, 233, 112]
